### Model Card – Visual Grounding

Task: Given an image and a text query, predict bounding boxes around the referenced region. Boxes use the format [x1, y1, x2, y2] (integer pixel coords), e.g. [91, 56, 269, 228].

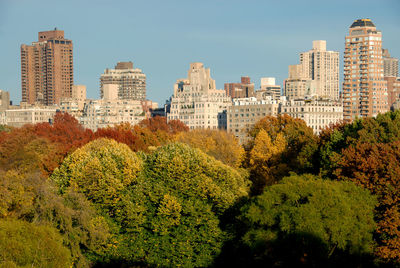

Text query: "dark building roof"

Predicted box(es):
[350, 19, 375, 28]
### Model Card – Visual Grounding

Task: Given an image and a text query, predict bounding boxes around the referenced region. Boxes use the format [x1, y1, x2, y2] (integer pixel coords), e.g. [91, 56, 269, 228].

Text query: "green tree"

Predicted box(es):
[0, 219, 72, 268]
[240, 174, 376, 266]
[52, 141, 250, 267]
[0, 170, 112, 267]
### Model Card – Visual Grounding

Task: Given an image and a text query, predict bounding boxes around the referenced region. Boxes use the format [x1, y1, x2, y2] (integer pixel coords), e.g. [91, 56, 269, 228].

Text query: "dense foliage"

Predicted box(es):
[1, 111, 400, 266]
[239, 174, 376, 266]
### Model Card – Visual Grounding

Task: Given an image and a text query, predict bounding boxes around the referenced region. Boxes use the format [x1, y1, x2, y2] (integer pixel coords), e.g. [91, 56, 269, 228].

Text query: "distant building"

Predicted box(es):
[256, 77, 281, 101]
[382, 49, 399, 77]
[281, 98, 343, 133]
[59, 85, 87, 117]
[227, 96, 280, 144]
[0, 90, 10, 112]
[343, 19, 388, 120]
[80, 84, 147, 131]
[100, 61, 146, 101]
[385, 76, 400, 110]
[2, 106, 57, 127]
[21, 28, 73, 105]
[167, 62, 232, 129]
[285, 40, 339, 100]
[224, 76, 255, 98]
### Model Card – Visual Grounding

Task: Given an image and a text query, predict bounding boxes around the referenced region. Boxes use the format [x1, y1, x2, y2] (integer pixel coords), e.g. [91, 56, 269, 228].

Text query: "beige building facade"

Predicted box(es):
[227, 96, 280, 144]
[343, 19, 388, 120]
[80, 84, 149, 131]
[100, 61, 146, 101]
[285, 41, 339, 100]
[382, 49, 399, 77]
[1, 107, 57, 127]
[257, 77, 281, 101]
[167, 62, 232, 129]
[281, 98, 343, 133]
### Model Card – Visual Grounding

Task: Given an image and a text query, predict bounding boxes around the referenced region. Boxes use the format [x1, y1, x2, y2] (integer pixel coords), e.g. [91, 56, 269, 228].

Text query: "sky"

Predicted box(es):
[0, 0, 399, 105]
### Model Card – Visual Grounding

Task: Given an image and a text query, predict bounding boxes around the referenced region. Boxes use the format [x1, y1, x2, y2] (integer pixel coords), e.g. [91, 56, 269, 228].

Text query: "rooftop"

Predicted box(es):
[350, 19, 375, 28]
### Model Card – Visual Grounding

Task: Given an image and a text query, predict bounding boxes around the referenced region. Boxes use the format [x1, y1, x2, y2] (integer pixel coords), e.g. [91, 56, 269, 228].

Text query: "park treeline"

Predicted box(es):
[0, 111, 400, 267]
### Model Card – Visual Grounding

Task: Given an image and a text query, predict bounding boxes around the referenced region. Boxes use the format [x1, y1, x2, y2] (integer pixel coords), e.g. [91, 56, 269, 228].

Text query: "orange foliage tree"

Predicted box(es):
[334, 141, 400, 264]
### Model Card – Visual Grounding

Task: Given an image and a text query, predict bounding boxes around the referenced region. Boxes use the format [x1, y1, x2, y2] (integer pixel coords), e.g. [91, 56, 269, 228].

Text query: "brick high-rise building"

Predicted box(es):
[224, 76, 255, 98]
[343, 19, 388, 120]
[100, 61, 146, 101]
[21, 28, 73, 105]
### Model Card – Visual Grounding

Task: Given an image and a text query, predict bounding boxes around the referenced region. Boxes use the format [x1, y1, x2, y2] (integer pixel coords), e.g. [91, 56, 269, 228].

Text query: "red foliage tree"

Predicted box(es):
[139, 116, 188, 135]
[335, 141, 400, 263]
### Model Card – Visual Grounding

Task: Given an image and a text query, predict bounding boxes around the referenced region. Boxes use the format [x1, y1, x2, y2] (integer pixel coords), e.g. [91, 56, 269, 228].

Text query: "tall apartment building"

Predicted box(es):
[284, 41, 339, 100]
[167, 62, 232, 129]
[100, 61, 146, 101]
[224, 76, 255, 98]
[256, 77, 281, 101]
[21, 28, 73, 105]
[382, 49, 399, 77]
[343, 19, 388, 120]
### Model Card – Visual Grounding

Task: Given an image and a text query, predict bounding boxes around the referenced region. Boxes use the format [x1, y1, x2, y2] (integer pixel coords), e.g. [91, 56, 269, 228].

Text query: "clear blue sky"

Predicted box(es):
[1, 0, 399, 105]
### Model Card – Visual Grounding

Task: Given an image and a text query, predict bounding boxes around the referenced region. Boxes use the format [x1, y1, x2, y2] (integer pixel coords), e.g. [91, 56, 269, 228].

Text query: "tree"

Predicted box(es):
[52, 141, 250, 267]
[51, 138, 142, 213]
[139, 116, 188, 135]
[248, 114, 319, 176]
[0, 169, 113, 267]
[239, 174, 376, 266]
[248, 129, 287, 193]
[175, 129, 245, 168]
[0, 219, 72, 268]
[335, 141, 400, 264]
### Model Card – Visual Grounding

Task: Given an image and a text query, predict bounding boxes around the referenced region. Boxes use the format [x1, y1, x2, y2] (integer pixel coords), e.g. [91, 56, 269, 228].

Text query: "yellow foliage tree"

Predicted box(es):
[176, 129, 245, 168]
[249, 129, 287, 193]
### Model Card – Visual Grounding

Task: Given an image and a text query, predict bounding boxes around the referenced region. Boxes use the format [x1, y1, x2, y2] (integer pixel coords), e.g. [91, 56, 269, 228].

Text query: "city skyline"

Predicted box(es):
[0, 0, 399, 105]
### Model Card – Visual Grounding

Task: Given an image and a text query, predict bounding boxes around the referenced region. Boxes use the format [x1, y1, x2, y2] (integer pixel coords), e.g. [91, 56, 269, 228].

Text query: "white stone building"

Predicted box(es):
[167, 62, 232, 129]
[281, 98, 343, 133]
[80, 84, 148, 131]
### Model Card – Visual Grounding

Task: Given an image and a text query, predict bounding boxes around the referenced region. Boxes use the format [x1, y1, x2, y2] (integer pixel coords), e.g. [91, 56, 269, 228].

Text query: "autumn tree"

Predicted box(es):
[51, 140, 250, 267]
[0, 219, 72, 267]
[248, 129, 287, 194]
[248, 114, 319, 177]
[176, 129, 245, 168]
[334, 141, 400, 264]
[139, 116, 188, 135]
[0, 169, 112, 267]
[318, 110, 400, 176]
[238, 174, 376, 266]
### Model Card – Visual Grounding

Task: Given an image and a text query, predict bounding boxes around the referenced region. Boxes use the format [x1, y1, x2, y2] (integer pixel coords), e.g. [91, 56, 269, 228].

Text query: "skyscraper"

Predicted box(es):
[343, 19, 388, 120]
[21, 28, 73, 105]
[284, 40, 339, 100]
[100, 61, 146, 101]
